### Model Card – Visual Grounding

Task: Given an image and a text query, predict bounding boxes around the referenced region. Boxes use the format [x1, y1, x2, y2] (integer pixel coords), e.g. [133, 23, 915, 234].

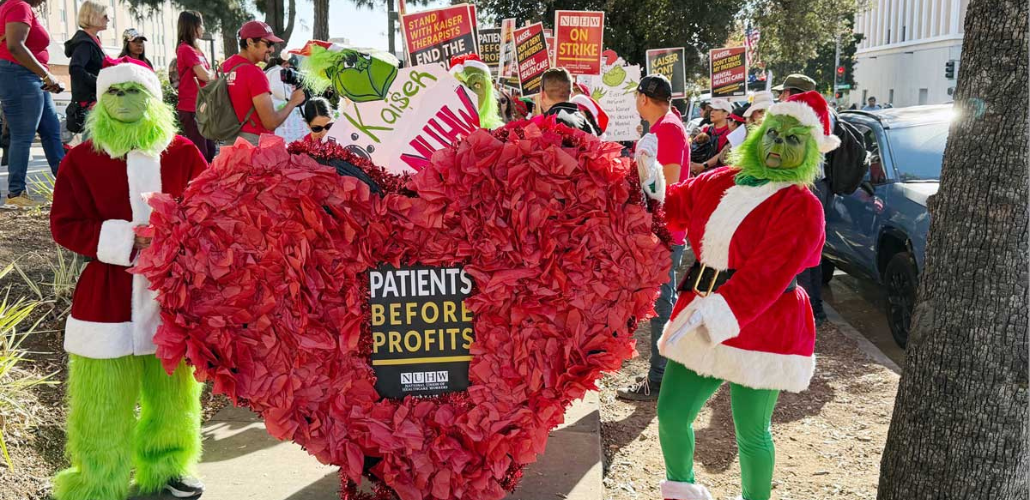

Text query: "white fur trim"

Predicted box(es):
[697, 293, 739, 344]
[126, 151, 162, 223]
[819, 133, 842, 153]
[700, 182, 792, 270]
[64, 316, 135, 358]
[659, 312, 816, 393]
[768, 101, 823, 131]
[96, 219, 136, 266]
[97, 63, 162, 100]
[661, 480, 713, 500]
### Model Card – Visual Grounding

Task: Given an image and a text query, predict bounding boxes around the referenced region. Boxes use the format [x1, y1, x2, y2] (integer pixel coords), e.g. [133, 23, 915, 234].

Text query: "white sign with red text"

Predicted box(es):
[326, 64, 481, 174]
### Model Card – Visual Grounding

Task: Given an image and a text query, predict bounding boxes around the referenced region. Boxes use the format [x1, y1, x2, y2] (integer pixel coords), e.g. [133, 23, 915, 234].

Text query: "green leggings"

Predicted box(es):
[657, 361, 780, 500]
[53, 354, 203, 500]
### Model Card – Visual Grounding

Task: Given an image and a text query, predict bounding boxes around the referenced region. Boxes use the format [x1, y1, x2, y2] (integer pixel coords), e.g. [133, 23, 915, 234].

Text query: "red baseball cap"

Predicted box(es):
[238, 21, 283, 43]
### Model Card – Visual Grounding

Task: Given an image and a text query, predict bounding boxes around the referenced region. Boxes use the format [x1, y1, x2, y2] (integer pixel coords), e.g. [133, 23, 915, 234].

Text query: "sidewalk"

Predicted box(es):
[135, 393, 603, 500]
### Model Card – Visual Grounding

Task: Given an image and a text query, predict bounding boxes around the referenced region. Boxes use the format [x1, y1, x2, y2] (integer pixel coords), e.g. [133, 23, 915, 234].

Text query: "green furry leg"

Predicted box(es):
[132, 358, 203, 494]
[53, 355, 142, 500]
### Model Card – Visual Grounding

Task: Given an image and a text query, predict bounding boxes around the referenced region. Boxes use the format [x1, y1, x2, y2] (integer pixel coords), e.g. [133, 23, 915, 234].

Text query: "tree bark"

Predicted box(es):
[877, 0, 1028, 499]
[313, 0, 329, 41]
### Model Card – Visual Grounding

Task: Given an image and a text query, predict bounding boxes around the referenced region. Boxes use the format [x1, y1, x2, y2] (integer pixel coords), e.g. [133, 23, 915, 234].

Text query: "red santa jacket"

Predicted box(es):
[51, 135, 207, 359]
[657, 167, 825, 392]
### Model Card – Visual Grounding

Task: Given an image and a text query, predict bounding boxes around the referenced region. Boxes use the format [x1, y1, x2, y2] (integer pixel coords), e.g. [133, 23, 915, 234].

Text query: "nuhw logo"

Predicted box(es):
[401, 371, 449, 385]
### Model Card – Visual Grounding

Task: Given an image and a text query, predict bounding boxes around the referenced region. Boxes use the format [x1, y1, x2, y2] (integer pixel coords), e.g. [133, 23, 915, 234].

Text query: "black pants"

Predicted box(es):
[797, 262, 825, 318]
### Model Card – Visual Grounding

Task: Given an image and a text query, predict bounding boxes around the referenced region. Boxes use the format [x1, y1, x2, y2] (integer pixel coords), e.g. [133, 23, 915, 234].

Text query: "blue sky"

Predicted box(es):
[286, 0, 451, 52]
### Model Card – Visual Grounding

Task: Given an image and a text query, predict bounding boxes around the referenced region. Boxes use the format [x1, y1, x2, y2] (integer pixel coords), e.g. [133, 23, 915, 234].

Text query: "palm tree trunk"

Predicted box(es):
[313, 0, 329, 41]
[876, 0, 1029, 498]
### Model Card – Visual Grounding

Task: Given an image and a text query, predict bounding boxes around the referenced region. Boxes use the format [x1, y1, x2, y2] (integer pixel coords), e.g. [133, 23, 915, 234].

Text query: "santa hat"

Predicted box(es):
[571, 93, 609, 133]
[449, 54, 490, 75]
[97, 57, 162, 100]
[768, 91, 841, 152]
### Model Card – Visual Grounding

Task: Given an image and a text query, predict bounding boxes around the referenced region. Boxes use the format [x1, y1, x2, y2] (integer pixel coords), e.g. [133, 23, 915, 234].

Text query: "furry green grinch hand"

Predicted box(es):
[449, 54, 503, 130]
[655, 91, 837, 500]
[50, 57, 207, 500]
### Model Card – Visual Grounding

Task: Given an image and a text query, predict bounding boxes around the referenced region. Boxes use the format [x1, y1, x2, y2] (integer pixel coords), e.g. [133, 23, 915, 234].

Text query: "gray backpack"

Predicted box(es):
[196, 62, 256, 141]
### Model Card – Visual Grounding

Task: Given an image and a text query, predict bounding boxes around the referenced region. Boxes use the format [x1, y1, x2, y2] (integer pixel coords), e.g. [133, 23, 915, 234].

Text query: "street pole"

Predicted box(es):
[832, 31, 841, 98]
[388, 0, 396, 56]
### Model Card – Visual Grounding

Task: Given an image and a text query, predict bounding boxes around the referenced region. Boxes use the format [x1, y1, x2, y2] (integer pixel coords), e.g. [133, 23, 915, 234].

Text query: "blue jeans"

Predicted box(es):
[0, 59, 64, 197]
[650, 244, 686, 385]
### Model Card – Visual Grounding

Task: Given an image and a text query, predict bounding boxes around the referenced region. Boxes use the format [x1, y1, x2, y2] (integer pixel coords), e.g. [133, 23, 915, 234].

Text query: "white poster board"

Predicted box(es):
[577, 53, 641, 142]
[325, 64, 480, 174]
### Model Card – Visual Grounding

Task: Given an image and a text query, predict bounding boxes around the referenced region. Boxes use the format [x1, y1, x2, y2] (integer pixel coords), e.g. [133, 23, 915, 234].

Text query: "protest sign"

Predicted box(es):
[513, 23, 550, 94]
[401, 4, 478, 67]
[370, 265, 475, 398]
[478, 27, 501, 76]
[497, 18, 520, 87]
[554, 10, 604, 75]
[325, 64, 480, 174]
[710, 46, 747, 98]
[544, 29, 556, 66]
[578, 50, 641, 141]
[645, 47, 687, 98]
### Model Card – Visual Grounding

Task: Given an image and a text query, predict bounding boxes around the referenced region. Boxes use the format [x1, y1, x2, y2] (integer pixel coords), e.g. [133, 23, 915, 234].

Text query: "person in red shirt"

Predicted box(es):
[691, 98, 732, 174]
[618, 74, 691, 401]
[222, 20, 304, 145]
[176, 11, 216, 161]
[0, 0, 65, 208]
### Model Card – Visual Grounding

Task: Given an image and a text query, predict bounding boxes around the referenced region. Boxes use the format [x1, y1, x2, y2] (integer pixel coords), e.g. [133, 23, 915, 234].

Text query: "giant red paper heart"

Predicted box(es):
[135, 121, 670, 500]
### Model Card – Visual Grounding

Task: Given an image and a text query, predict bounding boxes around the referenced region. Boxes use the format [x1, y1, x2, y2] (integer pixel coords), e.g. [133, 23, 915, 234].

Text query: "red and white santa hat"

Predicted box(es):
[97, 56, 162, 100]
[449, 54, 491, 75]
[768, 91, 841, 152]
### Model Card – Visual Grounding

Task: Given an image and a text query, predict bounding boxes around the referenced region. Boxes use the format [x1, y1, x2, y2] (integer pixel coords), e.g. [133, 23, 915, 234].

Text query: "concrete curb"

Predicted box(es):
[823, 303, 903, 374]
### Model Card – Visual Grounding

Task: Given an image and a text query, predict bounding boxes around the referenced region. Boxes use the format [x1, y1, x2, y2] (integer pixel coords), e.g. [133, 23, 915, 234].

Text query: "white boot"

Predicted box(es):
[660, 480, 713, 500]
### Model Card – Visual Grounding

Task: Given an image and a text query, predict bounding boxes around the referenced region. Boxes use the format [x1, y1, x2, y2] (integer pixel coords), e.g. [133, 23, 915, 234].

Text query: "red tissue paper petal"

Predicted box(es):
[135, 125, 670, 500]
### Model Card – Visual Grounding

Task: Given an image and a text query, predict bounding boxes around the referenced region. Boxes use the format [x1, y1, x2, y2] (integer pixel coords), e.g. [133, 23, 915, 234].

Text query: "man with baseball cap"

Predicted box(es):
[617, 73, 690, 401]
[221, 20, 305, 145]
[772, 73, 817, 100]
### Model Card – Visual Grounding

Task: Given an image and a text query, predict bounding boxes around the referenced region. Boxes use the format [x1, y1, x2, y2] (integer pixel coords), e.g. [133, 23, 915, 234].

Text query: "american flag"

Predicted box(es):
[744, 25, 761, 66]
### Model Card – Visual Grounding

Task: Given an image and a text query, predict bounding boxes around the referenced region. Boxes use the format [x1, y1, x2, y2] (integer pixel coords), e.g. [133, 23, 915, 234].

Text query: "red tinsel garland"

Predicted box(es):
[135, 122, 671, 500]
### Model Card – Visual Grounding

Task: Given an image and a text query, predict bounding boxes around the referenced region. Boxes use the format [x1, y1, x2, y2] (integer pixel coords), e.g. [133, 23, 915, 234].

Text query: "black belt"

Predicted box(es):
[678, 261, 797, 297]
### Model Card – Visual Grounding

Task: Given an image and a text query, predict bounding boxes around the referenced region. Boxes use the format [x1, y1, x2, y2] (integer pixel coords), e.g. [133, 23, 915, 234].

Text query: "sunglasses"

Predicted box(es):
[310, 122, 333, 133]
[260, 39, 277, 49]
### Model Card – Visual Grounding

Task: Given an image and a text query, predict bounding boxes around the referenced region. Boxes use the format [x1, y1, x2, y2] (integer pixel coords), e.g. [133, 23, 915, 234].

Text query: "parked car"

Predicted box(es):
[823, 104, 953, 348]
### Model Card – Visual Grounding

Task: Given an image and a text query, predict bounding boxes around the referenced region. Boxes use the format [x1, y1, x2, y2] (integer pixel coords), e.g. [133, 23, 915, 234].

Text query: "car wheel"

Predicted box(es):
[821, 259, 835, 285]
[884, 252, 918, 348]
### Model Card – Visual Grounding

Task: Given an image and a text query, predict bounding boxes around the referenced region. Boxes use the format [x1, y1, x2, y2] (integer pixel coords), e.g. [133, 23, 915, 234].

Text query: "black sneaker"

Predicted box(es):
[616, 377, 660, 401]
[164, 476, 205, 498]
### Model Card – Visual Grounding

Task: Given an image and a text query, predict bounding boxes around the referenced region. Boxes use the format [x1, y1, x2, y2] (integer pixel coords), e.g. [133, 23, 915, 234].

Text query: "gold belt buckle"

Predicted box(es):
[692, 263, 721, 298]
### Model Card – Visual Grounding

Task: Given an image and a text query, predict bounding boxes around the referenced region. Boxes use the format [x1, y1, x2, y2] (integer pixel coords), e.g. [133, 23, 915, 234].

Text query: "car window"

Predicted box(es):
[885, 122, 948, 181]
[854, 124, 890, 185]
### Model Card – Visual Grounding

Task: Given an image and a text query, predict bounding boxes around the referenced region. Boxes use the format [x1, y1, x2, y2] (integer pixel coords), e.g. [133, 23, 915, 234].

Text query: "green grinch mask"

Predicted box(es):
[731, 113, 822, 187]
[101, 83, 149, 123]
[86, 82, 177, 159]
[453, 66, 502, 130]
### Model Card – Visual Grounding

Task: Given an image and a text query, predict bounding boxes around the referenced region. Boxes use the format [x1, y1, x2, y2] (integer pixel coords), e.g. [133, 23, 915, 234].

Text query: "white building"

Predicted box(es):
[37, 0, 224, 86]
[852, 0, 968, 107]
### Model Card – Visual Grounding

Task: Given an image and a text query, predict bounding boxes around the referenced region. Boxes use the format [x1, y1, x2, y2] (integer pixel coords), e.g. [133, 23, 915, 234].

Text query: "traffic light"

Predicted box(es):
[836, 66, 845, 77]
[945, 60, 956, 79]
[834, 91, 843, 99]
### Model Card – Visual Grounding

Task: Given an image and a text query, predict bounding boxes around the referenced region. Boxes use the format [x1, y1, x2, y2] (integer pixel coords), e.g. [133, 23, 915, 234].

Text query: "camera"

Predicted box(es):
[280, 67, 302, 86]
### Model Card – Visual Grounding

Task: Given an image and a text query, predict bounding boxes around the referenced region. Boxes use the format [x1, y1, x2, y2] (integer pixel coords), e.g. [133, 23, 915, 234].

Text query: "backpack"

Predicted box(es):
[196, 62, 255, 142]
[825, 116, 869, 195]
[690, 125, 728, 165]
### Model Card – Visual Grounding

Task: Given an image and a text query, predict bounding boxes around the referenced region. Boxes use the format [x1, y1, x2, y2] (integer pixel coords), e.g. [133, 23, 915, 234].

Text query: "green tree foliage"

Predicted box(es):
[741, 0, 862, 75]
[764, 16, 863, 92]
[122, 0, 250, 63]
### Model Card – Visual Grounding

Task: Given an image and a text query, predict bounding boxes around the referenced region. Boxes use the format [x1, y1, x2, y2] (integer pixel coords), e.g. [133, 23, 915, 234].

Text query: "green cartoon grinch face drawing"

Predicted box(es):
[602, 65, 626, 87]
[302, 46, 399, 102]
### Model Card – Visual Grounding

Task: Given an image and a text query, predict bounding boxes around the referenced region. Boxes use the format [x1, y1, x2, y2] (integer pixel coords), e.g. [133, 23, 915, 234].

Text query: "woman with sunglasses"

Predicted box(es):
[299, 97, 334, 144]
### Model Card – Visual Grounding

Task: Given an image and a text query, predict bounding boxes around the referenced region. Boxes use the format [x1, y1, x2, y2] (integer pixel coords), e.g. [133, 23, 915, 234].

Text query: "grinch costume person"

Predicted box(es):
[50, 58, 208, 500]
[654, 91, 840, 500]
[448, 54, 504, 130]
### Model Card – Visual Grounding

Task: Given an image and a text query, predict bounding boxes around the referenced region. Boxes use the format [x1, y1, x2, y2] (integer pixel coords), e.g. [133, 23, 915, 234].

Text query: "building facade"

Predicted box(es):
[852, 0, 968, 108]
[37, 0, 224, 87]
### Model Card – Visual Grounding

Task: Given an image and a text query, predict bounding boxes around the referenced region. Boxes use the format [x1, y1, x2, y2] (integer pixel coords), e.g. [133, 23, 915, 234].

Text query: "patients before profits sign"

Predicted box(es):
[369, 265, 475, 399]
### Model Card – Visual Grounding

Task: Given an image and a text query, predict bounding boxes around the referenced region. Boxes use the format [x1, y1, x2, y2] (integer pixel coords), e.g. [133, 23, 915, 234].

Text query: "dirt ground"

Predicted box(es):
[598, 313, 900, 500]
[0, 210, 229, 500]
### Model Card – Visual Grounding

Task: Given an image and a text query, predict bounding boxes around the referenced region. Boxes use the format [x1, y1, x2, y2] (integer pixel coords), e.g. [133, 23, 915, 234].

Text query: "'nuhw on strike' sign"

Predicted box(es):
[369, 265, 475, 399]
